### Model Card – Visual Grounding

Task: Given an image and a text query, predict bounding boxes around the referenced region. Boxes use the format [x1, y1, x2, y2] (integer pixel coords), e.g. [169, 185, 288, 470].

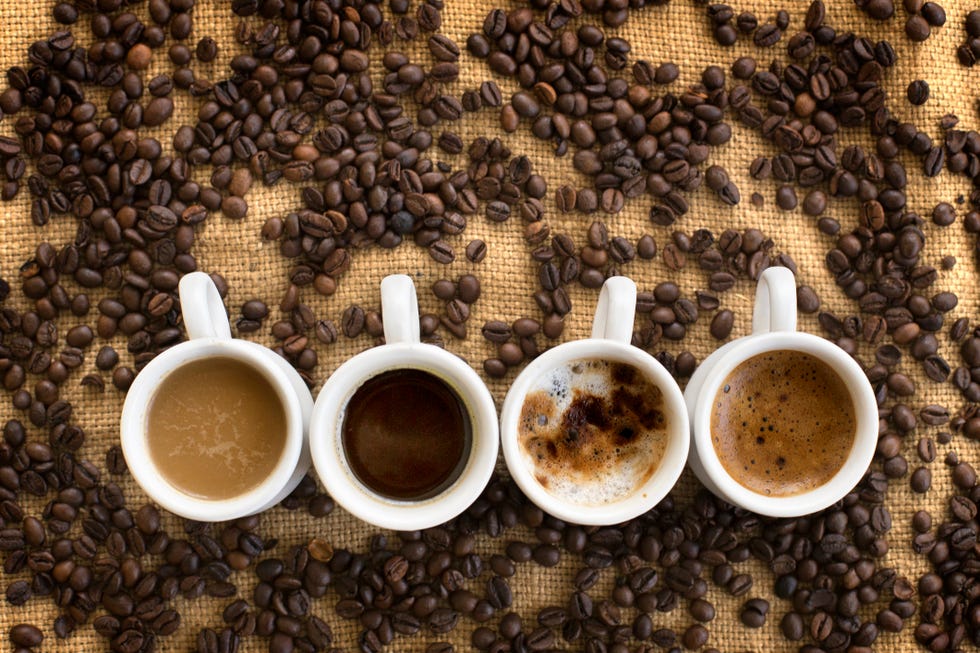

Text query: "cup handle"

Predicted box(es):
[751, 267, 797, 334]
[381, 274, 420, 345]
[178, 272, 232, 340]
[590, 276, 637, 343]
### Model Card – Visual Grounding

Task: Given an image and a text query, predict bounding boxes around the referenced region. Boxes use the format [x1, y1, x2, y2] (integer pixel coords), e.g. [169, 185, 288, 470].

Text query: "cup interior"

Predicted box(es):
[120, 339, 303, 522]
[500, 339, 689, 526]
[310, 344, 498, 531]
[692, 333, 878, 517]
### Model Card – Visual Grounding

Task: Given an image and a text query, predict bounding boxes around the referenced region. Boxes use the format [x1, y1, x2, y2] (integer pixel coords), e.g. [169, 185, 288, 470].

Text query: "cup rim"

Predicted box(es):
[500, 339, 690, 525]
[120, 338, 304, 522]
[309, 343, 499, 531]
[691, 332, 878, 517]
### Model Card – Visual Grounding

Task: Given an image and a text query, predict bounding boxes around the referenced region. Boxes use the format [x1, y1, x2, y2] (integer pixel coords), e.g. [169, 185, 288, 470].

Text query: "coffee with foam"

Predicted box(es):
[710, 349, 856, 497]
[517, 359, 669, 507]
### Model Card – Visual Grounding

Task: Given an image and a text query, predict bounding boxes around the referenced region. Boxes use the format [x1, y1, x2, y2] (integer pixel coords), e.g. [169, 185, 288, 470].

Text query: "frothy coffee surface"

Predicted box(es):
[518, 359, 669, 506]
[711, 350, 856, 497]
[147, 357, 287, 501]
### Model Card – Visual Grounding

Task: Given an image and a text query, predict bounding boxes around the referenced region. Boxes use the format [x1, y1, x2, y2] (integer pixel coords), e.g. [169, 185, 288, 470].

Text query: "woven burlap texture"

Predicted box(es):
[0, 0, 976, 651]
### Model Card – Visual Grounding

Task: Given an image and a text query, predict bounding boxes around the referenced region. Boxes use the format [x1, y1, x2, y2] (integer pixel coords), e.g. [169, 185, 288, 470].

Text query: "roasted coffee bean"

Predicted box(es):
[341, 306, 366, 338]
[740, 598, 769, 628]
[910, 467, 931, 493]
[654, 62, 679, 84]
[906, 14, 931, 40]
[9, 624, 43, 647]
[907, 79, 930, 105]
[709, 310, 734, 340]
[465, 239, 487, 263]
[637, 235, 657, 259]
[429, 242, 455, 264]
[682, 624, 709, 649]
[953, 462, 977, 488]
[196, 37, 218, 63]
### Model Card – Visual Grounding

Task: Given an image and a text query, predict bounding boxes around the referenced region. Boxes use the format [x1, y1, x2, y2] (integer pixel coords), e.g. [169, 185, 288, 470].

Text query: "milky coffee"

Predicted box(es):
[146, 356, 288, 500]
[518, 359, 669, 506]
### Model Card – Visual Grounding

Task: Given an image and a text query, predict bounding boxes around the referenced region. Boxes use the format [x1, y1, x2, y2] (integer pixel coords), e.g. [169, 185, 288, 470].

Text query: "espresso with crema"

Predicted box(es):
[710, 350, 856, 497]
[146, 357, 288, 500]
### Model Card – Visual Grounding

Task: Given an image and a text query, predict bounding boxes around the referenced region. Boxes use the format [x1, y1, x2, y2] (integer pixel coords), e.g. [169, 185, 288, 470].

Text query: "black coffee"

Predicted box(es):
[341, 369, 471, 500]
[711, 350, 856, 497]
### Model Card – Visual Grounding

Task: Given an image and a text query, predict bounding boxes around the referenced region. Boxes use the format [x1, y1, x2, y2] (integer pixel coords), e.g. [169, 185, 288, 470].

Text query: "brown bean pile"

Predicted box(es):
[0, 0, 978, 652]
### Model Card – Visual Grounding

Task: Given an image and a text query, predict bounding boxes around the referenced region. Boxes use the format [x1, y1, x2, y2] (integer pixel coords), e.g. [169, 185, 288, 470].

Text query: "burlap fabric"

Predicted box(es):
[0, 0, 976, 650]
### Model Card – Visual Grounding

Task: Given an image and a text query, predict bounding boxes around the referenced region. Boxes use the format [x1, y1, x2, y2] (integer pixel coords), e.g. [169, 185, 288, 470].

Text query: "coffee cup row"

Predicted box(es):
[121, 269, 877, 529]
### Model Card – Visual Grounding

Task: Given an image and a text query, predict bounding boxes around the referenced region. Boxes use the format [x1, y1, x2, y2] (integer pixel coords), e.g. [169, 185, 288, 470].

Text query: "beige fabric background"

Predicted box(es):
[0, 0, 976, 650]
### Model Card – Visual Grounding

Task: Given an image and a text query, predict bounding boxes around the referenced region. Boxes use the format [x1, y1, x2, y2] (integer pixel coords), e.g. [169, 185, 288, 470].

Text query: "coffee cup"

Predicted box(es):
[684, 267, 878, 517]
[309, 274, 498, 531]
[120, 272, 313, 522]
[500, 277, 689, 526]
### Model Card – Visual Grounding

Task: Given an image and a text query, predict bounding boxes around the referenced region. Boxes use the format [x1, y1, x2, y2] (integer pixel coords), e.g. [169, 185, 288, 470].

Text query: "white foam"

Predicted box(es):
[518, 359, 667, 507]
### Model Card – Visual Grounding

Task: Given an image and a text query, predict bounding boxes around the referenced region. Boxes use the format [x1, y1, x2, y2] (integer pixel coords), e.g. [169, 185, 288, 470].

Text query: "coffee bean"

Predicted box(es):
[465, 239, 487, 263]
[112, 367, 135, 391]
[662, 244, 686, 271]
[196, 37, 218, 63]
[689, 599, 715, 622]
[9, 624, 43, 647]
[106, 445, 127, 475]
[555, 186, 577, 212]
[483, 359, 506, 378]
[910, 467, 931, 493]
[432, 280, 456, 302]
[740, 598, 769, 627]
[532, 544, 560, 567]
[458, 276, 480, 304]
[221, 196, 248, 220]
[776, 186, 798, 210]
[709, 310, 734, 340]
[429, 242, 455, 264]
[953, 462, 977, 488]
[654, 62, 679, 84]
[906, 14, 931, 40]
[682, 624, 709, 649]
[340, 306, 365, 339]
[907, 80, 930, 105]
[143, 97, 174, 127]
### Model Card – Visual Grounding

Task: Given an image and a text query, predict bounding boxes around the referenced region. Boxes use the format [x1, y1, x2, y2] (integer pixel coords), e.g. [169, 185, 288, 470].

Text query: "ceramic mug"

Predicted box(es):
[684, 267, 878, 517]
[309, 274, 498, 531]
[500, 276, 690, 526]
[120, 272, 313, 522]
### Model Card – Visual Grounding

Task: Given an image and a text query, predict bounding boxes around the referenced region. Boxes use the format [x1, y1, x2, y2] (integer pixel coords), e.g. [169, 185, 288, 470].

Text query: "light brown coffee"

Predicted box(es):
[518, 359, 669, 506]
[146, 356, 288, 500]
[711, 349, 856, 497]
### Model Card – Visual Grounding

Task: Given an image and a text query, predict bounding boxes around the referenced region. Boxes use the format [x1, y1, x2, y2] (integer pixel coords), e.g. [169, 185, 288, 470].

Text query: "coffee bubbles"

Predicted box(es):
[710, 350, 856, 497]
[518, 359, 669, 506]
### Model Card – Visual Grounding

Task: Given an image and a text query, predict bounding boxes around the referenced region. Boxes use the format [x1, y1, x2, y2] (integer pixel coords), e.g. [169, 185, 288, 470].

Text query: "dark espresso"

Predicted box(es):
[342, 369, 471, 500]
[147, 357, 288, 500]
[711, 350, 856, 497]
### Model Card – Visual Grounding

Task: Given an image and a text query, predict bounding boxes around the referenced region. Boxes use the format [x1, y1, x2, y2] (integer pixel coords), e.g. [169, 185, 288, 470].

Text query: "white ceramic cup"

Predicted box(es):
[309, 274, 499, 531]
[684, 267, 878, 517]
[500, 276, 690, 526]
[120, 272, 313, 522]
